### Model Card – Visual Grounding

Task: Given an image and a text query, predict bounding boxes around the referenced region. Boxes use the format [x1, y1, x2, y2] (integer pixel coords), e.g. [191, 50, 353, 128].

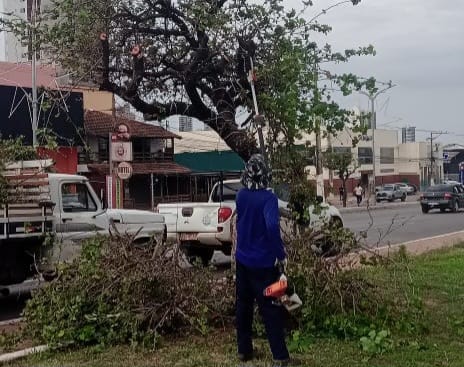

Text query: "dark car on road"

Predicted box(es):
[420, 184, 464, 213]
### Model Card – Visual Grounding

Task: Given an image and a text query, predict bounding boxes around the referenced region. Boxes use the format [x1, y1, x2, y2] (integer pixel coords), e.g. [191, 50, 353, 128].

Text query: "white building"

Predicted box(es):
[297, 128, 398, 185]
[0, 0, 51, 62]
[397, 142, 443, 188]
[297, 127, 443, 192]
[178, 116, 193, 132]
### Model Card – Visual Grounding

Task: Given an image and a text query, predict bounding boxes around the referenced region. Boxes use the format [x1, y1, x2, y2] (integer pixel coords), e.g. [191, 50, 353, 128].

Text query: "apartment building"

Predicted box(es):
[0, 0, 51, 62]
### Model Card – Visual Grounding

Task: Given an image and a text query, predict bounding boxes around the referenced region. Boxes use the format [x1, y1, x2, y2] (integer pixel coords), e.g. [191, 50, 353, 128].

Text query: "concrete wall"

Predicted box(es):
[81, 90, 114, 114]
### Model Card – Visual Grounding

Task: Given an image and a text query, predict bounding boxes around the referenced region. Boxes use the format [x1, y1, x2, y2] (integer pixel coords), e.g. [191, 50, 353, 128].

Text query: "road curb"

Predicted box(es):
[338, 200, 418, 214]
[0, 345, 48, 363]
[351, 230, 464, 264]
[0, 318, 23, 327]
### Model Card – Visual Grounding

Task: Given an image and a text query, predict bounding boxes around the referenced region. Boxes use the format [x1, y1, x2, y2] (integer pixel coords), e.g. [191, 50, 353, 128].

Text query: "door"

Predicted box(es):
[55, 181, 104, 262]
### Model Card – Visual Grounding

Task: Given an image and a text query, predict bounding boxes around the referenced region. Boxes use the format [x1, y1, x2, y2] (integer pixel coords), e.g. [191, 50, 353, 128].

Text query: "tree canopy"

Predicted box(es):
[1, 0, 376, 160]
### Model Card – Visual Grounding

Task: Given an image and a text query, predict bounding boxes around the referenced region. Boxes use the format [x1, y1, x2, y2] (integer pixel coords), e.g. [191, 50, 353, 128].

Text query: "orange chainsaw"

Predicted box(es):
[263, 272, 302, 312]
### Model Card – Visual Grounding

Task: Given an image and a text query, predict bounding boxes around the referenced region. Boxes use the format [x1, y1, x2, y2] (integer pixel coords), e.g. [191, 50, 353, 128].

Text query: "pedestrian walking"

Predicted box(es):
[235, 154, 290, 366]
[339, 186, 344, 202]
[354, 183, 363, 206]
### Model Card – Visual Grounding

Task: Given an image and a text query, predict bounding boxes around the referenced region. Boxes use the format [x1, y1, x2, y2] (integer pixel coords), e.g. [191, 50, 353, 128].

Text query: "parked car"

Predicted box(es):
[395, 182, 415, 195]
[443, 180, 461, 185]
[408, 183, 419, 194]
[420, 184, 464, 213]
[376, 184, 406, 203]
[157, 179, 344, 265]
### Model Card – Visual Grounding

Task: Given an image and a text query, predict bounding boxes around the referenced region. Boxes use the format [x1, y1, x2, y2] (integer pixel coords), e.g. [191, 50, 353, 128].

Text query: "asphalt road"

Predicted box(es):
[342, 204, 464, 247]
[0, 280, 39, 322]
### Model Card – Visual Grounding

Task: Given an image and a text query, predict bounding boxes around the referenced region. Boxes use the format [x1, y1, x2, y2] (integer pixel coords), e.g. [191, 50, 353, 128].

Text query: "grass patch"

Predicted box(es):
[5, 246, 464, 367]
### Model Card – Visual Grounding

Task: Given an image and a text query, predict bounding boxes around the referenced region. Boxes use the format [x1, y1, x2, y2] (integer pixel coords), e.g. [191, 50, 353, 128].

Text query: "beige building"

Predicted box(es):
[297, 128, 399, 186]
[297, 127, 444, 193]
[396, 142, 443, 188]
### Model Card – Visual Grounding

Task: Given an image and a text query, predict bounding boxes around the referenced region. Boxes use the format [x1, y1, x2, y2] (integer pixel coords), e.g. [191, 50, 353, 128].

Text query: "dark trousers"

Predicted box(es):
[356, 194, 362, 206]
[236, 261, 289, 361]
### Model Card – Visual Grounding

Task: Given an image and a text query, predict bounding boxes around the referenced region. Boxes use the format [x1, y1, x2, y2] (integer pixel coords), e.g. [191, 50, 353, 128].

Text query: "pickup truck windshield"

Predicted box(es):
[382, 186, 394, 191]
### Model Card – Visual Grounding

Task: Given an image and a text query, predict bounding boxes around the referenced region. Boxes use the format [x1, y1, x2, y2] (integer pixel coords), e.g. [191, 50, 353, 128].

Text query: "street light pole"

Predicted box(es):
[31, 0, 39, 147]
[359, 83, 395, 193]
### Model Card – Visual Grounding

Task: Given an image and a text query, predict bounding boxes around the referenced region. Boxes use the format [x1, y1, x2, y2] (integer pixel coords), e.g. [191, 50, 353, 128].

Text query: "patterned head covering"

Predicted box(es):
[241, 154, 271, 190]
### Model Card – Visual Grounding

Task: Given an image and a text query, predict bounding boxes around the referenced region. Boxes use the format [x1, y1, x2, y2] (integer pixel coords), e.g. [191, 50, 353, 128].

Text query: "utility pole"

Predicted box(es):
[31, 0, 39, 147]
[327, 132, 333, 198]
[430, 132, 433, 185]
[428, 131, 443, 185]
[359, 83, 395, 194]
[315, 116, 324, 198]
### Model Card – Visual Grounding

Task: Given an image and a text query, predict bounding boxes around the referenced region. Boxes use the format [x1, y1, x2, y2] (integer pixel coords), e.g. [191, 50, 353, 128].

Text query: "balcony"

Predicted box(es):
[358, 156, 373, 165]
[132, 151, 174, 162]
[78, 151, 174, 164]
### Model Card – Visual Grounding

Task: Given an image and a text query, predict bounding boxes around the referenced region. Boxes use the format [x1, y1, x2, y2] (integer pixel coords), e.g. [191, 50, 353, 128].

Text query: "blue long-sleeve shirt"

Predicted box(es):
[235, 188, 286, 268]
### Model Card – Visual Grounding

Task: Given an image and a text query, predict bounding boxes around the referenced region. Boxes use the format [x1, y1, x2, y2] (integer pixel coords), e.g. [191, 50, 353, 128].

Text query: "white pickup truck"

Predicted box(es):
[157, 179, 343, 265]
[0, 160, 166, 289]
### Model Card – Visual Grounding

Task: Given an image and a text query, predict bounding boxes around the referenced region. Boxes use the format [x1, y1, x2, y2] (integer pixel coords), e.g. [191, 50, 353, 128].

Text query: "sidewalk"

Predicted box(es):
[328, 194, 420, 213]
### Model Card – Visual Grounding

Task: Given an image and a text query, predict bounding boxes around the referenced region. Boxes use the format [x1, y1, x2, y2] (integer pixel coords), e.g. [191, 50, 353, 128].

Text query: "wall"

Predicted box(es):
[37, 147, 78, 174]
[299, 128, 399, 180]
[150, 138, 164, 153]
[81, 90, 114, 114]
[326, 174, 420, 197]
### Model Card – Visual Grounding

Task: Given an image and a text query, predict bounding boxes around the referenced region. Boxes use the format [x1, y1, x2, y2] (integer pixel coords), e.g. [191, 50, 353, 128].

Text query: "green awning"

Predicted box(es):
[174, 150, 244, 172]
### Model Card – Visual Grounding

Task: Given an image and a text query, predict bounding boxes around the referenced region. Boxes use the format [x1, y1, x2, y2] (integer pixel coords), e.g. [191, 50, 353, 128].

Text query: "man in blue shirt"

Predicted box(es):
[235, 154, 289, 366]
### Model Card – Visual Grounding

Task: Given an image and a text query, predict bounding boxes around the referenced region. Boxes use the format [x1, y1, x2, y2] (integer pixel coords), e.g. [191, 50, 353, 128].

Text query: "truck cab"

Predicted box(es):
[0, 162, 166, 287]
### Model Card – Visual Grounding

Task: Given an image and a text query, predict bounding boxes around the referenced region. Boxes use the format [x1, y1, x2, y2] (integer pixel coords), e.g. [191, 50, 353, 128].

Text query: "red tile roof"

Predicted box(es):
[0, 61, 58, 89]
[88, 162, 191, 175]
[85, 110, 180, 139]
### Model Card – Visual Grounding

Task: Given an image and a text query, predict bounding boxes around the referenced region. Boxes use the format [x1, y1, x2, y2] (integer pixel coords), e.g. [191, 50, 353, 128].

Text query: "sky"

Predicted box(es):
[287, 0, 464, 145]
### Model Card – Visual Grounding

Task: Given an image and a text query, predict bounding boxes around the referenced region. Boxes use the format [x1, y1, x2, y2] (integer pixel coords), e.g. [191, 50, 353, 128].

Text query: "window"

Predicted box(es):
[98, 137, 109, 161]
[332, 147, 351, 154]
[62, 183, 97, 212]
[133, 138, 152, 161]
[380, 147, 394, 164]
[20, 8, 26, 13]
[211, 182, 243, 202]
[358, 147, 373, 164]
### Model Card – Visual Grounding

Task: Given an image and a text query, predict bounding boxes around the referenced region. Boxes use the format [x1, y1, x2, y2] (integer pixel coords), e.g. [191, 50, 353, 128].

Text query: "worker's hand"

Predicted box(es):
[275, 258, 288, 274]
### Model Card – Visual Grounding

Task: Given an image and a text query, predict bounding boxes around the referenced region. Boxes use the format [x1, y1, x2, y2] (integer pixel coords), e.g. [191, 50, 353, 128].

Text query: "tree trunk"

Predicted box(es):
[342, 179, 348, 207]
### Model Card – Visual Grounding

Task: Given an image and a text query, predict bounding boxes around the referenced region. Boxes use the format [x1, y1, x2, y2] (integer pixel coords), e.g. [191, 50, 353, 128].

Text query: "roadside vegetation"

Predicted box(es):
[0, 226, 464, 366]
[3, 245, 464, 366]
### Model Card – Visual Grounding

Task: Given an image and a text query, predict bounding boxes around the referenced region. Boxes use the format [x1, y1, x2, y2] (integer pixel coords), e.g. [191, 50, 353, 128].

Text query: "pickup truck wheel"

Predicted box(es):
[329, 216, 343, 229]
[421, 206, 429, 214]
[184, 246, 214, 267]
[42, 270, 57, 281]
[222, 244, 232, 256]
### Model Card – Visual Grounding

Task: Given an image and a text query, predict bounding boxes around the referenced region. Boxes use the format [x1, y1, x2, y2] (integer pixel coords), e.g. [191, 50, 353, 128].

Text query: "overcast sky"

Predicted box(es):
[288, 0, 464, 144]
